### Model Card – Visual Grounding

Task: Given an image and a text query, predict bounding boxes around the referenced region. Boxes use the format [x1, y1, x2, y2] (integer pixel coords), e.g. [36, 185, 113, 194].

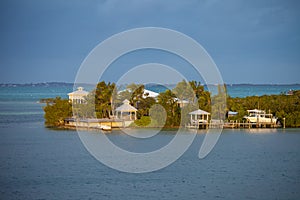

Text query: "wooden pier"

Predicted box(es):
[223, 120, 280, 128]
[64, 118, 125, 130]
[186, 120, 223, 129]
[186, 120, 281, 129]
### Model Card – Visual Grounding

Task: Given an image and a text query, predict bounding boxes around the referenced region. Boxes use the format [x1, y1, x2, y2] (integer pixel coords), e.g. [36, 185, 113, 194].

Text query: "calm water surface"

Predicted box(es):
[1, 123, 299, 200]
[0, 84, 299, 200]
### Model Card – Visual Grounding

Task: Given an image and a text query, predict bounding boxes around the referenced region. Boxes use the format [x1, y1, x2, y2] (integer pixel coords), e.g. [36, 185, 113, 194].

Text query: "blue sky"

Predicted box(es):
[0, 0, 299, 84]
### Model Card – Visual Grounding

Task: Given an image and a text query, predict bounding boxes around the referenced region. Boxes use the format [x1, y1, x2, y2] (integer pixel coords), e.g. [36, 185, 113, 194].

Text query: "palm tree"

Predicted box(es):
[95, 81, 115, 118]
[158, 89, 180, 127]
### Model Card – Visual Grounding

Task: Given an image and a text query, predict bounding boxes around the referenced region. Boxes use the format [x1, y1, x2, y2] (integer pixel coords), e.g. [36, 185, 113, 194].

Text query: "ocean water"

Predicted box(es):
[0, 84, 300, 200]
[225, 84, 300, 98]
[148, 84, 300, 98]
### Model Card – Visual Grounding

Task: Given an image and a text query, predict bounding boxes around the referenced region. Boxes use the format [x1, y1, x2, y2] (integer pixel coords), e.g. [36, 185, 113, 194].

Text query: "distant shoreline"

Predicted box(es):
[1, 82, 300, 87]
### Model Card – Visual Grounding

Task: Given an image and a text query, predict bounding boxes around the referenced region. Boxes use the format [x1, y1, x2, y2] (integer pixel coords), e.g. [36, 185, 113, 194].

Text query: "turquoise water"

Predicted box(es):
[0, 84, 300, 199]
[148, 84, 300, 98]
[0, 83, 299, 126]
[0, 84, 70, 127]
[225, 84, 300, 98]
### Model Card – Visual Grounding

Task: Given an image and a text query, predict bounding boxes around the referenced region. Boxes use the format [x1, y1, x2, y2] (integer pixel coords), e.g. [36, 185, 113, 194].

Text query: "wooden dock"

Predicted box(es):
[64, 118, 126, 130]
[223, 120, 280, 128]
[186, 120, 281, 129]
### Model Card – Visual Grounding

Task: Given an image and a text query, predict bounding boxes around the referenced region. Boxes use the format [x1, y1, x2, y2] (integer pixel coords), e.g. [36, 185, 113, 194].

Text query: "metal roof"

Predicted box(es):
[68, 87, 89, 96]
[143, 89, 159, 98]
[189, 109, 210, 115]
[115, 99, 137, 112]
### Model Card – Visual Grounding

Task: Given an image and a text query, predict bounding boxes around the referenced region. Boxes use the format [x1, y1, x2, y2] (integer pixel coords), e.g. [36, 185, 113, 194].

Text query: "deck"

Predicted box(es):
[187, 120, 281, 129]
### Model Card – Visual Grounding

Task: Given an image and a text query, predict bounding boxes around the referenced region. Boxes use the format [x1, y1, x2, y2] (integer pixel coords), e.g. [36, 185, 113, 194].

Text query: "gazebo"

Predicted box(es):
[189, 109, 210, 128]
[115, 99, 137, 121]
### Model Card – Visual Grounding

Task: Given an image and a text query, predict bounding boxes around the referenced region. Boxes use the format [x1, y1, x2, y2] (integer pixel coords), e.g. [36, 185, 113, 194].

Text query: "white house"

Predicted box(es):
[175, 99, 190, 108]
[118, 89, 159, 99]
[68, 87, 89, 104]
[143, 89, 159, 99]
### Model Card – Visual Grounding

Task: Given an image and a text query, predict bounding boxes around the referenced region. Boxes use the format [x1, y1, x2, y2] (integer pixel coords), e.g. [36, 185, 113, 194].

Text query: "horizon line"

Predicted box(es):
[1, 81, 300, 86]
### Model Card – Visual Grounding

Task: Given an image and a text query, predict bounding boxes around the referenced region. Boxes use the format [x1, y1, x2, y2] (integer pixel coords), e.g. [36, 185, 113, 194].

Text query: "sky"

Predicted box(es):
[0, 0, 299, 84]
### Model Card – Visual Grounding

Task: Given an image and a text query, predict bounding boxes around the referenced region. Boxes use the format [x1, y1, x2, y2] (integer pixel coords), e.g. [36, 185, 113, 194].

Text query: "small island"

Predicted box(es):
[43, 80, 300, 130]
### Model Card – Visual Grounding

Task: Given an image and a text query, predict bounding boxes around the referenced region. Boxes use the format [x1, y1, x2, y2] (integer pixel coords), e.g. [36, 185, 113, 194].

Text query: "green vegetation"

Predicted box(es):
[227, 90, 300, 127]
[43, 80, 300, 128]
[117, 83, 156, 118]
[157, 89, 180, 127]
[189, 80, 211, 112]
[211, 85, 227, 119]
[133, 116, 152, 127]
[43, 97, 72, 127]
[95, 81, 116, 118]
[155, 80, 212, 127]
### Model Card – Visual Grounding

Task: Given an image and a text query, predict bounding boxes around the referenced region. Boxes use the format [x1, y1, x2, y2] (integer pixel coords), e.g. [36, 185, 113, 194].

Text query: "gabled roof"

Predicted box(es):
[189, 109, 210, 115]
[68, 87, 89, 96]
[115, 99, 137, 112]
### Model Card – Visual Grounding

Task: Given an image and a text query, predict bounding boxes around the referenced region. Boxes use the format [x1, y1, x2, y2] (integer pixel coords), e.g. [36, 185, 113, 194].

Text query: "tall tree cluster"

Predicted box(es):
[43, 97, 72, 127]
[94, 81, 116, 118]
